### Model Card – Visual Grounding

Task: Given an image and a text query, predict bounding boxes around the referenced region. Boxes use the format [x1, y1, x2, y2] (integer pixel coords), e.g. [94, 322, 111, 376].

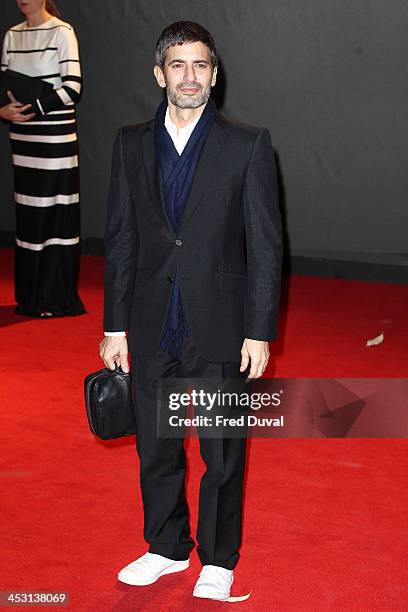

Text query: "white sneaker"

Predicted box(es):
[118, 552, 189, 586]
[193, 565, 234, 601]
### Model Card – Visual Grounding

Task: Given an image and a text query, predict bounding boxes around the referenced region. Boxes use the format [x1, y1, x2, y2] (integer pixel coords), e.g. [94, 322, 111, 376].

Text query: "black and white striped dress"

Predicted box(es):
[1, 16, 85, 317]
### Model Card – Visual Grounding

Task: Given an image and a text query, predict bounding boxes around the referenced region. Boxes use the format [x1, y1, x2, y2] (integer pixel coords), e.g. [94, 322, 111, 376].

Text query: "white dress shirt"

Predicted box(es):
[163, 106, 201, 154]
[105, 107, 202, 337]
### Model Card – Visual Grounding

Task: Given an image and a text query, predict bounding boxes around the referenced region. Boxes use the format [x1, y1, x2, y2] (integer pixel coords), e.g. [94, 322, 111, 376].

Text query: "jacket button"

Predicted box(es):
[167, 275, 173, 284]
[175, 239, 182, 246]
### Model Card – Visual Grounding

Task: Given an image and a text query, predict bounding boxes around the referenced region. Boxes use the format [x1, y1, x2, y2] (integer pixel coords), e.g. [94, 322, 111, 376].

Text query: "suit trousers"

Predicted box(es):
[131, 332, 248, 570]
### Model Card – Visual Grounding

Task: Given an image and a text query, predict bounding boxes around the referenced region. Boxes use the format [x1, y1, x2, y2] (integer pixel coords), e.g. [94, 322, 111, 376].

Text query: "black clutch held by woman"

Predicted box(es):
[0, 69, 54, 107]
[84, 365, 136, 440]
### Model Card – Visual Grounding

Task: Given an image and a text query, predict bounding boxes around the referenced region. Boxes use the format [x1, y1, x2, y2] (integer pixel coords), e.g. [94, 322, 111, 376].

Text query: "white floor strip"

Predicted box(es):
[16, 237, 80, 251]
[15, 193, 79, 207]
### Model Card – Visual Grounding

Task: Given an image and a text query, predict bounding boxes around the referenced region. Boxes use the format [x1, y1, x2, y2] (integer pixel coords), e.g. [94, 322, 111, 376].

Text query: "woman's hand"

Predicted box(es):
[0, 90, 35, 122]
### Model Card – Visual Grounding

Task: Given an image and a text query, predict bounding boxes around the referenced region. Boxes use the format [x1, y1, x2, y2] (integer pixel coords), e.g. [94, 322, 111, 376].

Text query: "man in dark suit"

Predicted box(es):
[100, 21, 282, 602]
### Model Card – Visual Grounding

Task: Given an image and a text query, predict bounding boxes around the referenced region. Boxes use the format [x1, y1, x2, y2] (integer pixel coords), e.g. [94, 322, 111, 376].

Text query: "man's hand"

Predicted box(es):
[240, 338, 269, 379]
[99, 336, 130, 372]
[0, 90, 35, 122]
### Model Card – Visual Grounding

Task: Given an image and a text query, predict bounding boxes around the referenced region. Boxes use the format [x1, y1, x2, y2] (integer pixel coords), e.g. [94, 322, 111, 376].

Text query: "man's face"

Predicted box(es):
[154, 41, 217, 109]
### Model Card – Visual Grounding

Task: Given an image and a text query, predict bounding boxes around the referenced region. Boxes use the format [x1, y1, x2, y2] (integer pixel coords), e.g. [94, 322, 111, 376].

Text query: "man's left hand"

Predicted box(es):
[240, 338, 269, 379]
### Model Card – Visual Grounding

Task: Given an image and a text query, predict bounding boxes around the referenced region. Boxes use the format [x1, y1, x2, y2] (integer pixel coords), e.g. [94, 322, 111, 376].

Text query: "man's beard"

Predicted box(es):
[167, 81, 212, 109]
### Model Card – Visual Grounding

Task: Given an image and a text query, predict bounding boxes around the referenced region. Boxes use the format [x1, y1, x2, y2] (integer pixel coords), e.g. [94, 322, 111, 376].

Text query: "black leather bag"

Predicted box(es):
[84, 365, 136, 440]
[0, 69, 54, 107]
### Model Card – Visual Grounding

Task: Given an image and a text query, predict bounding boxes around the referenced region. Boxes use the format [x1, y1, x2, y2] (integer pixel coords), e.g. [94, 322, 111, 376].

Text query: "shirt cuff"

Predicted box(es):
[104, 331, 126, 336]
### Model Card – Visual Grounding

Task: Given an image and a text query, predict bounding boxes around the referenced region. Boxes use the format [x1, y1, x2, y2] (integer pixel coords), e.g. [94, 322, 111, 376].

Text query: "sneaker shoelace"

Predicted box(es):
[133, 552, 178, 569]
[130, 552, 157, 568]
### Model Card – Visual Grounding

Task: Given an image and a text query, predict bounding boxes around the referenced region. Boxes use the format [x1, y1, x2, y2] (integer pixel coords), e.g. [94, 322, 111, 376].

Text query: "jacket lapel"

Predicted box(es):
[141, 112, 228, 236]
[178, 115, 227, 233]
[141, 123, 175, 237]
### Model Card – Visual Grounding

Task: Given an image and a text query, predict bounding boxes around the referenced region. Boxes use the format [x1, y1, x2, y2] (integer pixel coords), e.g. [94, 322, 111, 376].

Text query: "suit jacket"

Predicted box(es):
[103, 110, 283, 362]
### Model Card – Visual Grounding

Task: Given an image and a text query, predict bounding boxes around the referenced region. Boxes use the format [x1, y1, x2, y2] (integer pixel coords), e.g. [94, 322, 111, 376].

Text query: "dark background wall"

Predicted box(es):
[1, 0, 407, 273]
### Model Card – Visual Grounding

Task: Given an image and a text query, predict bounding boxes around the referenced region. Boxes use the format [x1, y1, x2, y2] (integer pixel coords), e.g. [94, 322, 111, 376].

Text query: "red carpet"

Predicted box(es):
[1, 248, 408, 610]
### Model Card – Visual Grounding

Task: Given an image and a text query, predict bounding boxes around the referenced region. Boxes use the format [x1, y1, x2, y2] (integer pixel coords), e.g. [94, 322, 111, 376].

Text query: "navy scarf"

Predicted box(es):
[154, 96, 216, 359]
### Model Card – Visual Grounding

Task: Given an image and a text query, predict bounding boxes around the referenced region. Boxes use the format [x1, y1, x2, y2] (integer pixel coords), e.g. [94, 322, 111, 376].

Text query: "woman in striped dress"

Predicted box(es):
[0, 0, 85, 317]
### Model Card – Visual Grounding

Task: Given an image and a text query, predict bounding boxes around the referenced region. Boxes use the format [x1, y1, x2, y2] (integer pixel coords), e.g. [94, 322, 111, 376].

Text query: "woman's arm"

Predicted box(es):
[1, 31, 9, 73]
[33, 24, 82, 115]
